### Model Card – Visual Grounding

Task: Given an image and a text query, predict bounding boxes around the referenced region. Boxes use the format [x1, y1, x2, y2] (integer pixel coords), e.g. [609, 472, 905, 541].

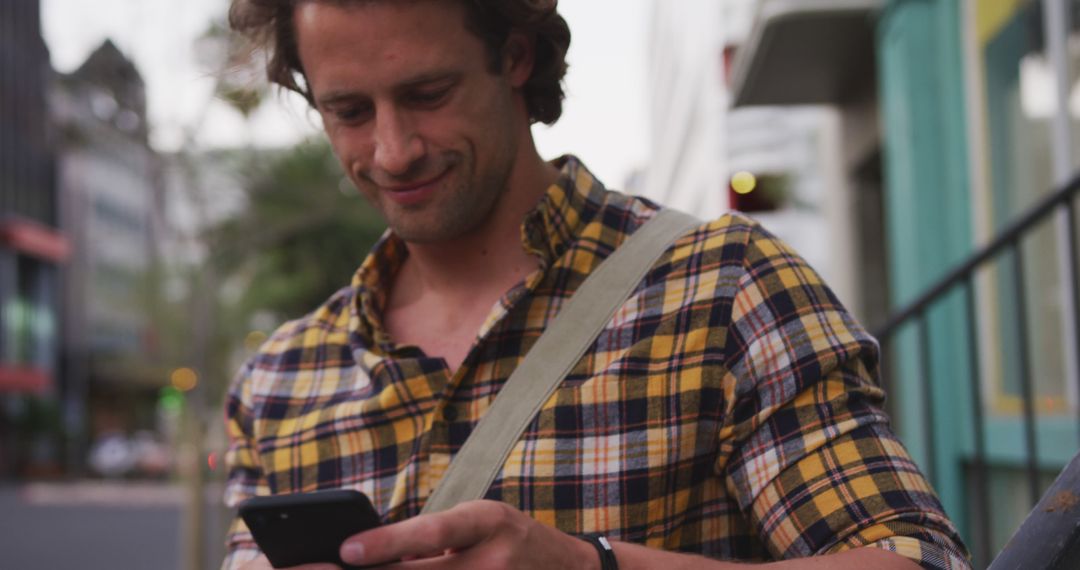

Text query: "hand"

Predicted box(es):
[238, 554, 339, 570]
[338, 500, 600, 569]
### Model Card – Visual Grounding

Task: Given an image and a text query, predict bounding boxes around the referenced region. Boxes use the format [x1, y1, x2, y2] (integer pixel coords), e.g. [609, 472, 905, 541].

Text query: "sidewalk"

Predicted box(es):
[0, 480, 228, 570]
[18, 479, 222, 508]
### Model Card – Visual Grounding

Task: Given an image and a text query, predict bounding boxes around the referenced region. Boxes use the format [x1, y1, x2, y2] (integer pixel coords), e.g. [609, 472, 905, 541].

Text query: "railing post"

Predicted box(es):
[1011, 241, 1042, 506]
[964, 278, 992, 567]
[1068, 198, 1080, 443]
[918, 314, 937, 487]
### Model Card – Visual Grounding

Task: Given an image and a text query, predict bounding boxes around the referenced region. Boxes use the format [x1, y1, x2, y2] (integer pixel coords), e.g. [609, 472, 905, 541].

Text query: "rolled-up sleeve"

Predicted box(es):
[718, 222, 971, 570]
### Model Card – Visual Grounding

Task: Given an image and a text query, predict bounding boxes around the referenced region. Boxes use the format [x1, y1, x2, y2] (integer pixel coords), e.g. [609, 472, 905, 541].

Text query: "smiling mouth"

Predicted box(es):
[379, 166, 452, 206]
[383, 165, 452, 191]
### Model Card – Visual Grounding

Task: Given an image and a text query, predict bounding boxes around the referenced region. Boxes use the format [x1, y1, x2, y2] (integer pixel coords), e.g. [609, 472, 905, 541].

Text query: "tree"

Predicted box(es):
[211, 140, 386, 323]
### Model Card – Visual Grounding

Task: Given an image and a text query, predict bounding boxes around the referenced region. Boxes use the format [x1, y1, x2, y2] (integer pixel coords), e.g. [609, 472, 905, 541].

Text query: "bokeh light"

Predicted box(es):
[170, 367, 198, 392]
[731, 171, 757, 195]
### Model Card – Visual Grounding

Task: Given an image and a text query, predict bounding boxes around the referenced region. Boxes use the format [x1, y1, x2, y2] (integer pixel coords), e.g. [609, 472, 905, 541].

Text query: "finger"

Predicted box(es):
[353, 549, 466, 570]
[240, 553, 340, 570]
[340, 501, 506, 566]
[238, 555, 274, 570]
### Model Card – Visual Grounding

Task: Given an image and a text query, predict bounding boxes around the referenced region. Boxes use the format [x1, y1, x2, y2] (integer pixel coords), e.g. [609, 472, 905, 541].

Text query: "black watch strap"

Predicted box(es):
[581, 534, 618, 570]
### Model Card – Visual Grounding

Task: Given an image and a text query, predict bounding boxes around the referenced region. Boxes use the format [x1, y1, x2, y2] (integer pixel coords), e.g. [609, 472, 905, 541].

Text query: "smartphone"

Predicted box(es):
[239, 489, 382, 569]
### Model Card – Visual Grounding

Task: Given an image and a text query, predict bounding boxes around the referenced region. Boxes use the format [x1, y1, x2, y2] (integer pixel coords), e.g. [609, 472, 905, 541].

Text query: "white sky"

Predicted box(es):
[41, 0, 652, 188]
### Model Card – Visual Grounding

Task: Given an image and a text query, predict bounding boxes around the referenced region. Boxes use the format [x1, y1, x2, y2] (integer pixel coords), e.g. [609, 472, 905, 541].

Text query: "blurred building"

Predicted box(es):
[642, 0, 727, 218]
[730, 0, 1080, 565]
[645, 0, 872, 324]
[727, 0, 889, 327]
[0, 0, 70, 477]
[52, 40, 168, 474]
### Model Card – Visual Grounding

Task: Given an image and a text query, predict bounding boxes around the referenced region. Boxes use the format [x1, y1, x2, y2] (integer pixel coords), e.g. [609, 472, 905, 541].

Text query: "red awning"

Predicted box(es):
[0, 366, 52, 394]
[0, 218, 71, 263]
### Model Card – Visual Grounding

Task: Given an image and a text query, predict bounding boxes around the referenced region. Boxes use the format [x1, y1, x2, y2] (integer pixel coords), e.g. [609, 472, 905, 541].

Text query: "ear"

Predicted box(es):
[502, 30, 535, 88]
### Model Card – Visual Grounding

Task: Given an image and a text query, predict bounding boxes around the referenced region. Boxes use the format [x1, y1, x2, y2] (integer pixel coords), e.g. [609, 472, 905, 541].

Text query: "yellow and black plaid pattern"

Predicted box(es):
[222, 157, 970, 569]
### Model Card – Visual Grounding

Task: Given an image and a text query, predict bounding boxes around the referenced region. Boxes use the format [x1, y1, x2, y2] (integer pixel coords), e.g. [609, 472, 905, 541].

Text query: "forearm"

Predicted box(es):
[610, 541, 923, 570]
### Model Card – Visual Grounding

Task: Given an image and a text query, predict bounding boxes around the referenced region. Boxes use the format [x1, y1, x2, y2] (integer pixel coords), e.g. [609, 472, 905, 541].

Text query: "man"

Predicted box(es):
[222, 1, 970, 569]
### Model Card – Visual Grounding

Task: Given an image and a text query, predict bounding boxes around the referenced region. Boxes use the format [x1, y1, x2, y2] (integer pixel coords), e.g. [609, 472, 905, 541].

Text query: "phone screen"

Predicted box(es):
[239, 489, 382, 569]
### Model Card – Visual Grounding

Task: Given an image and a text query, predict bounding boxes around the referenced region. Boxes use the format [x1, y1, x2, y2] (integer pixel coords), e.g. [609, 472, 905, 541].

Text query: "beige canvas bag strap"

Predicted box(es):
[422, 209, 701, 514]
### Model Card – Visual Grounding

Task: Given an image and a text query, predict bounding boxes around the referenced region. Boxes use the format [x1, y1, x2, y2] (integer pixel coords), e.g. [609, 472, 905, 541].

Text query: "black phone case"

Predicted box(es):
[239, 489, 382, 569]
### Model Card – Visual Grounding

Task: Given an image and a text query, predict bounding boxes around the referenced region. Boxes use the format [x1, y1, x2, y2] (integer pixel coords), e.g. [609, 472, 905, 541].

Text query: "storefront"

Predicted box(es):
[0, 0, 68, 478]
[731, 0, 1080, 565]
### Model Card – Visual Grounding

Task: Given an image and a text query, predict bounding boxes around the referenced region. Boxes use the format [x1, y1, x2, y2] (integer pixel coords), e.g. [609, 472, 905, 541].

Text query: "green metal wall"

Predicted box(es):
[878, 0, 975, 538]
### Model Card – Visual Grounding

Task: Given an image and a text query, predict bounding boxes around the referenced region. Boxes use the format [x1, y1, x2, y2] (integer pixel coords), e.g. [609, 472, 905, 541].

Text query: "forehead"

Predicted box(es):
[294, 0, 486, 95]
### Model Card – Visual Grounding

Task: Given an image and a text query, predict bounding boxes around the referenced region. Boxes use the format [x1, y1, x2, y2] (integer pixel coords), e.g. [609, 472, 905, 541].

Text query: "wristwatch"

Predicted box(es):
[580, 534, 619, 570]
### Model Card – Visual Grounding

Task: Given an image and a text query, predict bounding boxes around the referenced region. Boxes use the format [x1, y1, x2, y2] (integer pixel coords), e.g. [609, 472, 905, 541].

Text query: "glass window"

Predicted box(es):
[975, 0, 1069, 414]
[2, 256, 57, 369]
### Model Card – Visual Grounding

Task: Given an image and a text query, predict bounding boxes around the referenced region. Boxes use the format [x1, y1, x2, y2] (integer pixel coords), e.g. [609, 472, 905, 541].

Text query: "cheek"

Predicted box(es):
[326, 128, 374, 174]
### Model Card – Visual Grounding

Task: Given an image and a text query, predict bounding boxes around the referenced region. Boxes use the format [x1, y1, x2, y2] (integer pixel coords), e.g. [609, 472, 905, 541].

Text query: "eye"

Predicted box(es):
[405, 86, 452, 108]
[326, 102, 373, 125]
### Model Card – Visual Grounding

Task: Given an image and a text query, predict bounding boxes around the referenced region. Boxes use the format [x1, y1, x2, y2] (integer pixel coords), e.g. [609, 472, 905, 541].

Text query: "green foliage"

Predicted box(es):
[211, 139, 387, 322]
[218, 86, 263, 118]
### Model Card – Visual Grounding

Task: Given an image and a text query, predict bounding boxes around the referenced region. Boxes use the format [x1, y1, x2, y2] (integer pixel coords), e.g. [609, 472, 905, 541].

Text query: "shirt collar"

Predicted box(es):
[349, 155, 608, 347]
[521, 155, 609, 266]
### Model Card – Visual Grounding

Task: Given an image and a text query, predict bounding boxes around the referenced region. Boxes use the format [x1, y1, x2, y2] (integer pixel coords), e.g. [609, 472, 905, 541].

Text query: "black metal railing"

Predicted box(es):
[985, 448, 1080, 570]
[874, 174, 1080, 568]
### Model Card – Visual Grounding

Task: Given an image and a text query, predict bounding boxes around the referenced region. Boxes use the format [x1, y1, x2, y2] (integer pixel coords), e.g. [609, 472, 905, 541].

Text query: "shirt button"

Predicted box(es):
[442, 406, 458, 422]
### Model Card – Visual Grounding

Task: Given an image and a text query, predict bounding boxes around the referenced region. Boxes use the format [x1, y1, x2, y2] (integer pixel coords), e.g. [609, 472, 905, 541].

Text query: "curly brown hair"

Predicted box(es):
[229, 0, 571, 124]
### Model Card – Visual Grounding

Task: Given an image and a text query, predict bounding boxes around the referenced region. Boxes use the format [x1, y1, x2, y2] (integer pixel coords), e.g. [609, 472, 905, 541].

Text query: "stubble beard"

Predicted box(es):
[377, 157, 511, 244]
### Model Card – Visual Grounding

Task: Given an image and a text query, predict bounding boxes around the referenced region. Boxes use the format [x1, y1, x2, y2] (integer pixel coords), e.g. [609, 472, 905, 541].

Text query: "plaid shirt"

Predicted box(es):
[222, 157, 970, 569]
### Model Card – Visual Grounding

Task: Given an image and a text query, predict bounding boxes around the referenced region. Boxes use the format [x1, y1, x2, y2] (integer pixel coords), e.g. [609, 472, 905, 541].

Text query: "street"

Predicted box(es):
[0, 481, 228, 570]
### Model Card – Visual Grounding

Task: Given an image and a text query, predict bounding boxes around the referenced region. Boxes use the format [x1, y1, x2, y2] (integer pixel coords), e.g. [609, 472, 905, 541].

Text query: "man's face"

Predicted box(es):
[295, 0, 529, 243]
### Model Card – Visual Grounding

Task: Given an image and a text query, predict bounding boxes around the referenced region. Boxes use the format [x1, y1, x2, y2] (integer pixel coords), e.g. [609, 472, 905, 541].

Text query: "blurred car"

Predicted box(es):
[87, 430, 136, 478]
[131, 430, 172, 478]
[88, 430, 173, 478]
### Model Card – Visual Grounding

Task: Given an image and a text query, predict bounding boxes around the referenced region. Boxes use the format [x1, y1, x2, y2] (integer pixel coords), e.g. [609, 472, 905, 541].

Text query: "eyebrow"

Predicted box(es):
[315, 70, 462, 108]
[316, 91, 364, 108]
[395, 70, 462, 91]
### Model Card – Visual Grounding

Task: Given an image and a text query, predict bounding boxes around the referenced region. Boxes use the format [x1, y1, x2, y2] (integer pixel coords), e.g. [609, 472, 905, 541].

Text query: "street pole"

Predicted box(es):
[178, 152, 221, 570]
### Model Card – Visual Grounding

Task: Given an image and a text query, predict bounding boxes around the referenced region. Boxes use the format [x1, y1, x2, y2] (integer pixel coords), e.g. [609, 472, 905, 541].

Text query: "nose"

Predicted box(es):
[372, 108, 424, 176]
